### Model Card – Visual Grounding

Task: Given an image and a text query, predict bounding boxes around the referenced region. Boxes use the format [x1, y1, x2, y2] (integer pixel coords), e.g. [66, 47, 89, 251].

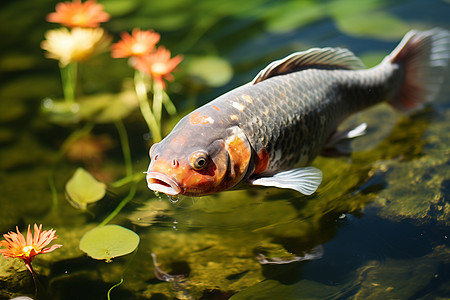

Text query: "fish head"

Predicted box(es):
[146, 137, 229, 196]
[146, 115, 252, 196]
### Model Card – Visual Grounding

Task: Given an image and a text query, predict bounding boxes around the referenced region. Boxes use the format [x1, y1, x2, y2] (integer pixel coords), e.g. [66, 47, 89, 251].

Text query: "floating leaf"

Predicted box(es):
[262, 1, 325, 33]
[65, 167, 106, 210]
[328, 0, 410, 40]
[79, 225, 140, 262]
[101, 0, 140, 17]
[186, 56, 233, 87]
[77, 91, 138, 123]
[41, 98, 80, 124]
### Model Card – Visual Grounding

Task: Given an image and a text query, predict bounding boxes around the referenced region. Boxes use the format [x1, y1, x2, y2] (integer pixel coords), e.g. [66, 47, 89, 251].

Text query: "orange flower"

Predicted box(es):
[0, 224, 62, 273]
[134, 47, 183, 89]
[46, 0, 110, 28]
[111, 28, 161, 58]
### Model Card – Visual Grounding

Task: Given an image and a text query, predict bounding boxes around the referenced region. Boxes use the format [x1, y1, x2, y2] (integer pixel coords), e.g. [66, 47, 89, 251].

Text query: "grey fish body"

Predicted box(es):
[146, 28, 450, 197]
[206, 62, 402, 176]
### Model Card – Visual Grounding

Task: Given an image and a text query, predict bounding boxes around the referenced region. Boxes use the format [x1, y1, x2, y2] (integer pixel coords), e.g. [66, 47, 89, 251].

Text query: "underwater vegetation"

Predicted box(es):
[0, 0, 450, 299]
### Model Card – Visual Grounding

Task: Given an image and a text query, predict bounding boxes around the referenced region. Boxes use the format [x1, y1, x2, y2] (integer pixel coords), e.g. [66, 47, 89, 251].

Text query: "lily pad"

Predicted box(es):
[65, 167, 106, 210]
[79, 225, 140, 262]
[77, 91, 138, 123]
[185, 56, 233, 87]
[328, 0, 410, 40]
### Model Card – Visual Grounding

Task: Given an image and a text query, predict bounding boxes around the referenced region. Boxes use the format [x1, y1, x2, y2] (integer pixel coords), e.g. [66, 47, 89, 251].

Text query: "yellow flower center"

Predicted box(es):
[151, 62, 167, 76]
[71, 14, 89, 26]
[22, 245, 35, 257]
[131, 43, 147, 56]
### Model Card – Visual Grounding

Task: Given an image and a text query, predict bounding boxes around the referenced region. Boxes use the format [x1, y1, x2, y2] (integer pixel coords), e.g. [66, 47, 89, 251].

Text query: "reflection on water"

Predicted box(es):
[1, 0, 450, 299]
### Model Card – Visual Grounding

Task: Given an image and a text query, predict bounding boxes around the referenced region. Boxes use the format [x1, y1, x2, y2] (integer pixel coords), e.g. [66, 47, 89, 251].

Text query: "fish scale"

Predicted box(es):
[222, 65, 398, 174]
[146, 28, 450, 196]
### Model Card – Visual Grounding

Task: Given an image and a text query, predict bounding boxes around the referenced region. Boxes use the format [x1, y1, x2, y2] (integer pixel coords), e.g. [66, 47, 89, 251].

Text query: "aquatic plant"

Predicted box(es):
[0, 224, 62, 274]
[111, 28, 182, 141]
[41, 0, 111, 104]
[0, 224, 62, 297]
[46, 0, 110, 28]
[134, 46, 183, 91]
[111, 28, 160, 58]
[41, 27, 111, 67]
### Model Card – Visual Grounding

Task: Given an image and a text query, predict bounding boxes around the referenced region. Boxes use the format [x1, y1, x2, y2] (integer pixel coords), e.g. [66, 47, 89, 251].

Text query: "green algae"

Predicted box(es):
[367, 109, 450, 225]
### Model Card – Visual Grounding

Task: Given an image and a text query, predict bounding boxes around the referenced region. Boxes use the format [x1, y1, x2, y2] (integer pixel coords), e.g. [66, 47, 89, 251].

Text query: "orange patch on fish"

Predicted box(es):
[227, 136, 251, 178]
[242, 94, 253, 103]
[253, 148, 269, 174]
[212, 106, 220, 111]
[230, 114, 239, 121]
[189, 111, 215, 125]
[170, 136, 187, 145]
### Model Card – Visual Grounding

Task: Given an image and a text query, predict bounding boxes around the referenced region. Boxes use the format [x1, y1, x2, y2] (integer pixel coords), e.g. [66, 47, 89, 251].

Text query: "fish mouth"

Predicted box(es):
[146, 171, 182, 195]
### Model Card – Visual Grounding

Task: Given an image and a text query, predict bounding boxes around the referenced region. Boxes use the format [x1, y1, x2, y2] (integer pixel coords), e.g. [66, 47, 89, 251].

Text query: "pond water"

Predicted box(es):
[1, 0, 450, 299]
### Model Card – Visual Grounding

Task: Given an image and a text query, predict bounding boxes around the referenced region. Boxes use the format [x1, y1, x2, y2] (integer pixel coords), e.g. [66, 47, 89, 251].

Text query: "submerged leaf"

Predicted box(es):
[65, 167, 106, 209]
[79, 225, 140, 262]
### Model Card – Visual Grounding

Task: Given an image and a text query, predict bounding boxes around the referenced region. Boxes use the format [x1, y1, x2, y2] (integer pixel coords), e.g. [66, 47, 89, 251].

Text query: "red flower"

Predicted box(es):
[111, 28, 160, 58]
[0, 224, 62, 273]
[46, 0, 110, 28]
[134, 47, 183, 89]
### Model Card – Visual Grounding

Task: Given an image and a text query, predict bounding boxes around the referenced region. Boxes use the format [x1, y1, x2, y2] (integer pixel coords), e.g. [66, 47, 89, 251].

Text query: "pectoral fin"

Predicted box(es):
[249, 167, 323, 195]
[322, 122, 367, 157]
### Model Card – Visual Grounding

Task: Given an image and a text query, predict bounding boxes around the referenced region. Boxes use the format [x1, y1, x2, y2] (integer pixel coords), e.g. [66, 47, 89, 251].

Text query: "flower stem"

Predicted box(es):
[110, 172, 145, 188]
[99, 120, 135, 226]
[115, 120, 132, 177]
[60, 62, 77, 103]
[134, 70, 161, 142]
[49, 122, 94, 210]
[100, 184, 137, 227]
[152, 80, 164, 124]
[107, 247, 138, 300]
[161, 87, 177, 116]
[26, 263, 38, 299]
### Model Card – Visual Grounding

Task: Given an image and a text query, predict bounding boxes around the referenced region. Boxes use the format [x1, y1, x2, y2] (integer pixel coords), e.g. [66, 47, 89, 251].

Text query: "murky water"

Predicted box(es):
[1, 0, 449, 299]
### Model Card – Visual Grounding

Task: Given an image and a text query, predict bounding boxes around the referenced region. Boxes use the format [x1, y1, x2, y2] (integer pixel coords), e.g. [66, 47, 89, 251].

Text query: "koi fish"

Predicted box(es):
[146, 28, 450, 197]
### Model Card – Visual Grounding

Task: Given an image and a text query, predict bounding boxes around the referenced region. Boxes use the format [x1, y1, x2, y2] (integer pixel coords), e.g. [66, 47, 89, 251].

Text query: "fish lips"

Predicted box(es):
[146, 171, 182, 195]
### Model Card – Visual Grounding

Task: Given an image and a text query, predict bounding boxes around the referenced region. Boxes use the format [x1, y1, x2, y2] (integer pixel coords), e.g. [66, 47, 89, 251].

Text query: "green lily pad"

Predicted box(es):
[79, 225, 140, 262]
[65, 167, 106, 210]
[186, 56, 233, 87]
[77, 91, 138, 123]
[328, 0, 410, 40]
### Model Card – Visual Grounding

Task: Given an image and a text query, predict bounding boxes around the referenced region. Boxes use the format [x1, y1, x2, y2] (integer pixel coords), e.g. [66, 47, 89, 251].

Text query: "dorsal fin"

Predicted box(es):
[252, 47, 366, 84]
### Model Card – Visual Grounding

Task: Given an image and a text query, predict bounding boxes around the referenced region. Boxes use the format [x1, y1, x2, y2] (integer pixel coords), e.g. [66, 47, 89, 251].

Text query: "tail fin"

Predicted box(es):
[384, 28, 450, 112]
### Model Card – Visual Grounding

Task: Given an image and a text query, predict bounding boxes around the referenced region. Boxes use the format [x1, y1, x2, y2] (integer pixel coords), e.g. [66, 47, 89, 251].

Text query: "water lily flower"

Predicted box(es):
[0, 224, 62, 273]
[134, 47, 183, 89]
[41, 27, 112, 66]
[46, 0, 110, 28]
[111, 28, 161, 58]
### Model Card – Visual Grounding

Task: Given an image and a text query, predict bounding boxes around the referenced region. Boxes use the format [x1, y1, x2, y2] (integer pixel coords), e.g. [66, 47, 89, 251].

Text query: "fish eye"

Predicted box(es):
[189, 151, 209, 170]
[194, 157, 207, 169]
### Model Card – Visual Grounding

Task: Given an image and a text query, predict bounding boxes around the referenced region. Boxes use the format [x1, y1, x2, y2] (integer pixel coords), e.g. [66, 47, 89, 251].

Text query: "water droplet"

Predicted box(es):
[338, 213, 346, 220]
[169, 195, 179, 203]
